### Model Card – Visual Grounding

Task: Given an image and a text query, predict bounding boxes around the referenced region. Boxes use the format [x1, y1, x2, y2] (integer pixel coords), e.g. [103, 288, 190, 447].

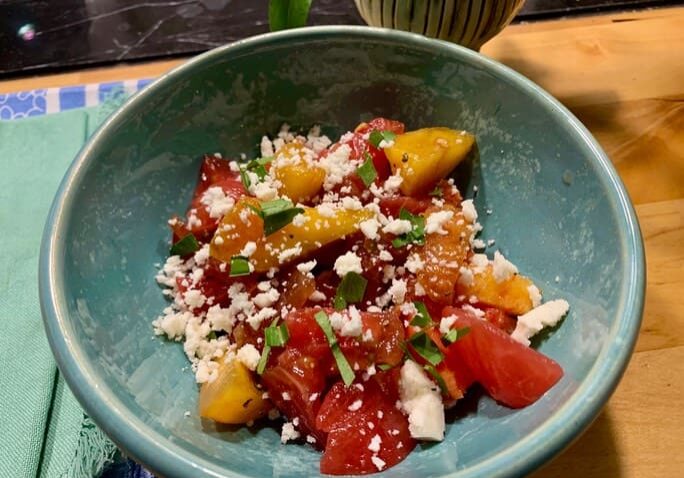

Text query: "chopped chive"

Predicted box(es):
[256, 317, 280, 375]
[368, 130, 397, 148]
[392, 208, 426, 248]
[377, 363, 394, 372]
[170, 233, 200, 256]
[424, 364, 449, 395]
[444, 327, 470, 344]
[356, 153, 378, 187]
[410, 301, 432, 327]
[207, 331, 218, 341]
[229, 255, 251, 277]
[333, 272, 368, 310]
[239, 156, 273, 189]
[408, 331, 444, 366]
[314, 311, 355, 386]
[429, 186, 443, 197]
[265, 323, 290, 347]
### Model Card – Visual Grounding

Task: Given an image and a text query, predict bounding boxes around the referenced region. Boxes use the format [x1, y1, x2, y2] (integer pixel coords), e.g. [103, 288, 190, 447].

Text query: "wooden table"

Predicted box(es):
[2, 6, 682, 477]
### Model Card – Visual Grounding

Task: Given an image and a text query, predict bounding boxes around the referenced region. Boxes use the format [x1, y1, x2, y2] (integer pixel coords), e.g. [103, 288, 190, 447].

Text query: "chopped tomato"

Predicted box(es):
[184, 155, 246, 240]
[442, 307, 563, 408]
[317, 378, 414, 475]
[379, 196, 432, 217]
[261, 348, 330, 446]
[481, 306, 517, 334]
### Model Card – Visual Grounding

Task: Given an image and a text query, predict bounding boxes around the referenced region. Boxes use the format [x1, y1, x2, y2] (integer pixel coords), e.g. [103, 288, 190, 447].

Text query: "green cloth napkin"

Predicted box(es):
[0, 107, 118, 478]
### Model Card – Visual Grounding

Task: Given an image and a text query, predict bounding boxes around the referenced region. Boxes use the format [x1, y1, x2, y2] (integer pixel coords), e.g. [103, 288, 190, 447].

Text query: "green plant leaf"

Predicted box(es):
[269, 0, 313, 31]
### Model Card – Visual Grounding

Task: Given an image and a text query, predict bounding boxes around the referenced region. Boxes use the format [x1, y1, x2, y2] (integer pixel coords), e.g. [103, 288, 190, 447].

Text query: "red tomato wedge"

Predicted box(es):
[442, 307, 563, 408]
[317, 379, 414, 475]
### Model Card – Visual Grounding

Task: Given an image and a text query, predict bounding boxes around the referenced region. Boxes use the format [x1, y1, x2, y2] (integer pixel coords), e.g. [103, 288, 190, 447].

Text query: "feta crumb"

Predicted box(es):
[260, 136, 275, 158]
[334, 251, 363, 277]
[399, 361, 445, 441]
[458, 266, 474, 286]
[297, 260, 317, 275]
[348, 399, 363, 411]
[461, 199, 478, 223]
[382, 219, 413, 235]
[359, 218, 380, 240]
[404, 254, 425, 274]
[281, 422, 300, 443]
[439, 315, 457, 334]
[528, 284, 542, 308]
[512, 299, 570, 346]
[371, 455, 386, 471]
[492, 251, 518, 282]
[462, 304, 485, 319]
[236, 344, 261, 371]
[368, 434, 382, 452]
[378, 250, 393, 262]
[383, 174, 403, 193]
[200, 186, 235, 219]
[387, 279, 407, 304]
[240, 241, 257, 257]
[425, 210, 454, 235]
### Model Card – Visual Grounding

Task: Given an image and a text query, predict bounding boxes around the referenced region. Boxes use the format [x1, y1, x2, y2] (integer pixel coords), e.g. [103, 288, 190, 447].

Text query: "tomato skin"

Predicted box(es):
[261, 348, 330, 447]
[317, 378, 414, 475]
[442, 307, 563, 408]
[184, 155, 246, 240]
[379, 196, 432, 217]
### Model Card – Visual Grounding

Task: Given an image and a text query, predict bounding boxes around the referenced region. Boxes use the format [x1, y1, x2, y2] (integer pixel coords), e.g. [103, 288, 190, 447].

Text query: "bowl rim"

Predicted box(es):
[39, 25, 645, 478]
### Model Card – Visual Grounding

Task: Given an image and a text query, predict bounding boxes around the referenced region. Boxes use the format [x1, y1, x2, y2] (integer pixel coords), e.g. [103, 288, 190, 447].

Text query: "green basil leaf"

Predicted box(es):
[229, 256, 251, 277]
[368, 130, 397, 148]
[408, 331, 444, 366]
[170, 233, 200, 256]
[257, 317, 280, 374]
[424, 363, 449, 395]
[392, 208, 426, 248]
[314, 311, 356, 386]
[377, 363, 395, 371]
[334, 272, 368, 309]
[269, 0, 312, 31]
[429, 186, 443, 197]
[249, 199, 305, 236]
[356, 153, 377, 187]
[444, 327, 471, 344]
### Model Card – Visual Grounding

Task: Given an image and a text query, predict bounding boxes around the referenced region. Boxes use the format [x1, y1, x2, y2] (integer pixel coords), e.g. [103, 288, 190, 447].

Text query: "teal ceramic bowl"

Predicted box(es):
[40, 27, 644, 478]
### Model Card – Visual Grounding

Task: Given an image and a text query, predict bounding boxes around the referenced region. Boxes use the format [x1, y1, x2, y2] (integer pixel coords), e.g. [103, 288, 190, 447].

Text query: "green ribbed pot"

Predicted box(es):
[354, 0, 525, 50]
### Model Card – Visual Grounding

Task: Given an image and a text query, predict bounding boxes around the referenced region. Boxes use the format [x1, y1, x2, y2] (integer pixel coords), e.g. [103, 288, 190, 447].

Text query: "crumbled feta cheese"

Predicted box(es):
[195, 358, 219, 384]
[184, 289, 206, 309]
[371, 456, 386, 471]
[329, 307, 363, 337]
[382, 219, 413, 235]
[528, 284, 542, 308]
[404, 254, 425, 274]
[206, 305, 234, 333]
[387, 279, 407, 304]
[309, 290, 327, 302]
[251, 181, 279, 201]
[470, 253, 489, 274]
[378, 250, 393, 262]
[236, 344, 261, 371]
[492, 251, 518, 282]
[200, 186, 235, 219]
[281, 422, 300, 443]
[348, 400, 363, 411]
[278, 244, 303, 264]
[153, 309, 191, 339]
[461, 199, 478, 223]
[425, 210, 454, 235]
[297, 260, 317, 275]
[334, 251, 363, 277]
[458, 266, 474, 286]
[399, 361, 445, 441]
[368, 434, 382, 452]
[291, 212, 308, 227]
[319, 144, 355, 190]
[240, 241, 257, 257]
[383, 174, 403, 194]
[462, 304, 485, 319]
[512, 299, 570, 346]
[439, 315, 457, 334]
[260, 136, 275, 157]
[359, 218, 380, 240]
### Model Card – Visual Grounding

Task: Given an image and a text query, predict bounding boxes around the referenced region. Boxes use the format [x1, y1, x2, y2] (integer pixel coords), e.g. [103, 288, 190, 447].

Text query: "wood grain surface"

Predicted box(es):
[2, 6, 682, 477]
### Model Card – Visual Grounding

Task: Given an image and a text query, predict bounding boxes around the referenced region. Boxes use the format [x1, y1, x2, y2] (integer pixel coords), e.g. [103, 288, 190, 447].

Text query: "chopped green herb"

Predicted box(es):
[408, 331, 444, 366]
[377, 363, 395, 372]
[207, 331, 218, 341]
[257, 317, 280, 375]
[444, 327, 471, 344]
[265, 322, 290, 347]
[170, 233, 200, 256]
[239, 156, 273, 189]
[229, 256, 251, 277]
[333, 272, 368, 310]
[424, 364, 448, 395]
[392, 208, 426, 248]
[268, 0, 312, 31]
[368, 130, 397, 149]
[249, 198, 305, 236]
[314, 311, 355, 386]
[356, 153, 378, 187]
[410, 301, 432, 327]
[429, 186, 443, 197]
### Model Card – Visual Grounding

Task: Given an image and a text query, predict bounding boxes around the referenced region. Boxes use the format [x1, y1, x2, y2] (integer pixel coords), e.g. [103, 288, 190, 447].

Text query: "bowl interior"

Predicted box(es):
[43, 28, 642, 478]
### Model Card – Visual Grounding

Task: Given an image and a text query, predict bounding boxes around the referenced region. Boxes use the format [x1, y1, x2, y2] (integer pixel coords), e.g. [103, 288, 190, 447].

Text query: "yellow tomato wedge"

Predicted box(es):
[456, 265, 536, 315]
[210, 203, 373, 272]
[385, 127, 475, 196]
[272, 143, 325, 202]
[198, 359, 268, 424]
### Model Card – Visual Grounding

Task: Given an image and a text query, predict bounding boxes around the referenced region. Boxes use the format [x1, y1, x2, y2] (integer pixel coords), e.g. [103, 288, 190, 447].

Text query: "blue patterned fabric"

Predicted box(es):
[0, 79, 153, 120]
[1, 78, 156, 477]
